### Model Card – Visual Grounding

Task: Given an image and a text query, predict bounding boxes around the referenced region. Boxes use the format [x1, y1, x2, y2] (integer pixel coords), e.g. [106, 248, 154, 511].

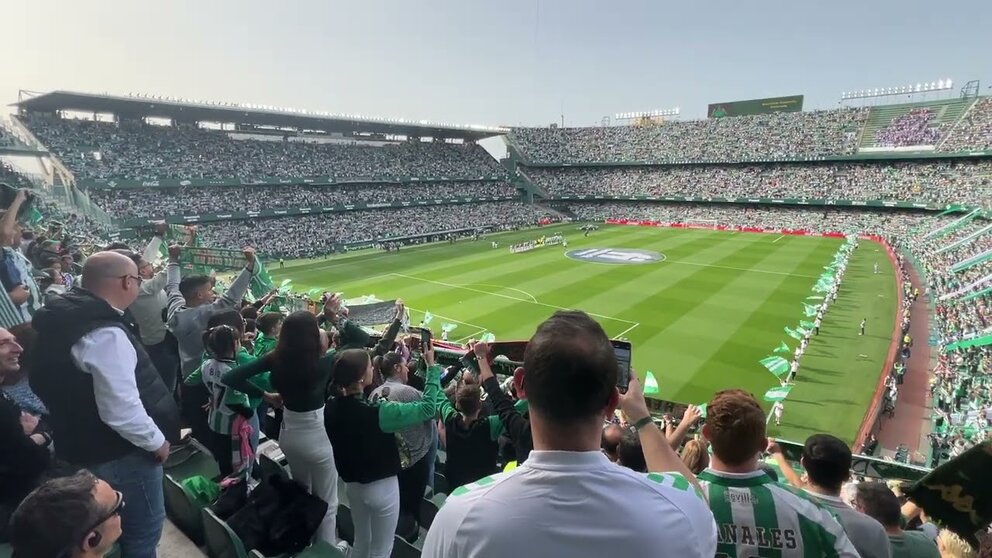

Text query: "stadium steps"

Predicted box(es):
[858, 98, 973, 148]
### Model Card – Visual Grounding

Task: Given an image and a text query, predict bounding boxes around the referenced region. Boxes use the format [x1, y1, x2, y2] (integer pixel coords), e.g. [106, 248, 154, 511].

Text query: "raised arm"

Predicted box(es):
[477, 344, 530, 443]
[214, 247, 257, 309]
[667, 405, 702, 450]
[619, 373, 703, 495]
[221, 357, 273, 401]
[766, 438, 803, 488]
[164, 245, 185, 321]
[378, 360, 441, 433]
[373, 300, 405, 356]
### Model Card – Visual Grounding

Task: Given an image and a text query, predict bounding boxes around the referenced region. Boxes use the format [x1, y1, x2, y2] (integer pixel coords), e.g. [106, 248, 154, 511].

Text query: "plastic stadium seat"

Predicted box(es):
[203, 507, 248, 558]
[163, 474, 205, 545]
[336, 504, 354, 545]
[257, 454, 288, 482]
[165, 437, 221, 482]
[294, 541, 348, 558]
[390, 534, 421, 558]
[432, 472, 448, 495]
[418, 493, 446, 530]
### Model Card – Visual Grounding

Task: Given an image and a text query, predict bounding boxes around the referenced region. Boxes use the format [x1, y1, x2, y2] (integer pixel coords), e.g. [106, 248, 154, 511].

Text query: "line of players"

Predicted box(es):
[774, 240, 856, 426]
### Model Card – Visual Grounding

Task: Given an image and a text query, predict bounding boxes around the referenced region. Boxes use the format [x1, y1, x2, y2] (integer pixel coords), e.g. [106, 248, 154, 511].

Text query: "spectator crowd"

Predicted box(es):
[874, 108, 942, 148]
[21, 115, 506, 181]
[195, 202, 558, 258]
[89, 181, 517, 219]
[942, 98, 992, 153]
[511, 108, 869, 163]
[529, 160, 992, 207]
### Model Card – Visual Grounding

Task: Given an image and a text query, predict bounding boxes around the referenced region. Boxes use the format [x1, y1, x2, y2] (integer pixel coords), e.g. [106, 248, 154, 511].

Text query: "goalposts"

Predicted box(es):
[685, 219, 719, 230]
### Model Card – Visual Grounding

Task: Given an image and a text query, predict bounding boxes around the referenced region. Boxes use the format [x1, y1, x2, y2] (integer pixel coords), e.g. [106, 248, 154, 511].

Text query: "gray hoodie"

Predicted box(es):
[165, 262, 254, 377]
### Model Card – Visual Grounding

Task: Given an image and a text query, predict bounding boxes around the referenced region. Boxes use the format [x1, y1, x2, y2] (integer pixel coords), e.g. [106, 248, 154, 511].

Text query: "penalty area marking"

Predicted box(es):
[460, 283, 538, 303]
[772, 235, 786, 243]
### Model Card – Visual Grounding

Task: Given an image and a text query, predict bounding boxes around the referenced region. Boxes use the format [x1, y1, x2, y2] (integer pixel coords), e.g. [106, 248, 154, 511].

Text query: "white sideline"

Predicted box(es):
[772, 235, 786, 243]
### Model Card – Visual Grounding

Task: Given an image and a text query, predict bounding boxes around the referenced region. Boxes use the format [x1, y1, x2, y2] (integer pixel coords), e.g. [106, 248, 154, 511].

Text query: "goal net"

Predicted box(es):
[685, 219, 719, 230]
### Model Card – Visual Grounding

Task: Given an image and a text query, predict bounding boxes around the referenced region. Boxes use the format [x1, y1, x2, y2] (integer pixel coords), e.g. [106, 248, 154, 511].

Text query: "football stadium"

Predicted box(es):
[2, 4, 992, 558]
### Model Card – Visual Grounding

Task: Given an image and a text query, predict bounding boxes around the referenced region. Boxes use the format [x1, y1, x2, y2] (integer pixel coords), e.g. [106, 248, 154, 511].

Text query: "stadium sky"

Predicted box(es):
[2, 0, 990, 128]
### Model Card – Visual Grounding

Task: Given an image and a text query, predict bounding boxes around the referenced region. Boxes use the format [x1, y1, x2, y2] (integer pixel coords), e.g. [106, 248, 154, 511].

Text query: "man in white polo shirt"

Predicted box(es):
[422, 310, 717, 558]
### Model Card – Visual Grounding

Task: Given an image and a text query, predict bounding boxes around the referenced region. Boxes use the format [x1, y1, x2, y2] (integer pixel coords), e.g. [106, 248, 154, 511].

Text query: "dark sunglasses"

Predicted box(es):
[84, 490, 125, 535]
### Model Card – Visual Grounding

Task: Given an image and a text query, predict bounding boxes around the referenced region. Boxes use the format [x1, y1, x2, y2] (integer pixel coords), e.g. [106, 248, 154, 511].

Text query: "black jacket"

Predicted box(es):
[30, 288, 180, 466]
[481, 376, 532, 463]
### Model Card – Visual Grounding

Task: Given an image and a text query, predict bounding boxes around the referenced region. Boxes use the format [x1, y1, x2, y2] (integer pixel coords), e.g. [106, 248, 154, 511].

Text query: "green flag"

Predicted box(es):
[480, 332, 496, 343]
[759, 356, 791, 377]
[800, 320, 815, 330]
[803, 303, 819, 317]
[696, 403, 707, 419]
[773, 341, 790, 353]
[644, 370, 660, 395]
[763, 385, 793, 402]
[423, 311, 434, 325]
[306, 288, 322, 300]
[805, 295, 823, 301]
[441, 323, 457, 333]
[785, 327, 803, 341]
[249, 260, 276, 299]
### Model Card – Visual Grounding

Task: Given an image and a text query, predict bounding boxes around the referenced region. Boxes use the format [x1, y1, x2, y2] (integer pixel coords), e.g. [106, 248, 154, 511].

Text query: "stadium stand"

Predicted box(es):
[195, 202, 559, 258]
[941, 97, 992, 152]
[5, 90, 992, 558]
[20, 114, 506, 181]
[510, 108, 868, 163]
[87, 181, 517, 219]
[528, 160, 992, 206]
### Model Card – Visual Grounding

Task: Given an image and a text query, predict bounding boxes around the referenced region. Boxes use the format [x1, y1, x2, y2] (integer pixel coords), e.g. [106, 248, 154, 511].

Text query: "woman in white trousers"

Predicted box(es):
[324, 349, 442, 558]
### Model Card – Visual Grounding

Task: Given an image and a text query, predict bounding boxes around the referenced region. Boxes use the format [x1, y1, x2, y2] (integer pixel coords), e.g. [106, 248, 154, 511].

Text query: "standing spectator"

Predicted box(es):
[851, 482, 940, 558]
[11, 471, 124, 558]
[422, 310, 717, 558]
[30, 251, 181, 558]
[936, 530, 977, 558]
[127, 227, 179, 393]
[165, 245, 256, 379]
[0, 326, 52, 541]
[324, 348, 441, 558]
[696, 389, 858, 557]
[223, 306, 342, 549]
[253, 312, 283, 357]
[0, 189, 41, 328]
[436, 371, 507, 491]
[601, 423, 623, 462]
[369, 351, 434, 526]
[777, 435, 891, 558]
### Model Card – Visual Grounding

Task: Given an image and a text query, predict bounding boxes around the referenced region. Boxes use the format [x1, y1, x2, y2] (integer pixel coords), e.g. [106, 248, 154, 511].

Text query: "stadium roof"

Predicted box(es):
[12, 90, 507, 141]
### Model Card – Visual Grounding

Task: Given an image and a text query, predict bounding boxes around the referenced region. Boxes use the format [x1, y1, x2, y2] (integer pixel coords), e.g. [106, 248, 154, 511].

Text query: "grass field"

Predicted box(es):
[271, 223, 896, 444]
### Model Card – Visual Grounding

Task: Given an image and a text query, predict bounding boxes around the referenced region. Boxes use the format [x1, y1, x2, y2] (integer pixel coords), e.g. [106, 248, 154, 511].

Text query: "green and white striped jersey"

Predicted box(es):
[697, 469, 859, 558]
[201, 358, 248, 435]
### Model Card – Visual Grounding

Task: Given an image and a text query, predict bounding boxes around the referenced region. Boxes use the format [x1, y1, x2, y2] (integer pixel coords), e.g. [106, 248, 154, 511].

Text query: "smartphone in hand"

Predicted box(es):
[611, 339, 632, 393]
[420, 327, 432, 352]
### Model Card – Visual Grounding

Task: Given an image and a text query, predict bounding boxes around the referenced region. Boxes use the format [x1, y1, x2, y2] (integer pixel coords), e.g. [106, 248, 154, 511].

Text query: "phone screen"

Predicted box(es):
[612, 340, 632, 392]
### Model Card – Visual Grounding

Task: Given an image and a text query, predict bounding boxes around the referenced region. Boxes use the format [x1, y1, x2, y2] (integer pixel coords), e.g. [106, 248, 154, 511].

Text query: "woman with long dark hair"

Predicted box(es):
[324, 348, 440, 558]
[222, 307, 342, 548]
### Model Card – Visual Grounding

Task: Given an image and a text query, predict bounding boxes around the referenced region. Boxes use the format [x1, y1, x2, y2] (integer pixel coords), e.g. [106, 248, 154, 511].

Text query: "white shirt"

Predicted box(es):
[422, 450, 717, 558]
[70, 326, 166, 452]
[129, 236, 170, 345]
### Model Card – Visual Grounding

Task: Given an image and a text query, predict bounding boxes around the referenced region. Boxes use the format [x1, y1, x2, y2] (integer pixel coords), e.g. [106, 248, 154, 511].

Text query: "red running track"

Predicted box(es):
[876, 263, 932, 454]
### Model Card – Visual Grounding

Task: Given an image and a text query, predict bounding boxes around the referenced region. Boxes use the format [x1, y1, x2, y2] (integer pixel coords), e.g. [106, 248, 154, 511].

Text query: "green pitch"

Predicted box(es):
[272, 223, 895, 444]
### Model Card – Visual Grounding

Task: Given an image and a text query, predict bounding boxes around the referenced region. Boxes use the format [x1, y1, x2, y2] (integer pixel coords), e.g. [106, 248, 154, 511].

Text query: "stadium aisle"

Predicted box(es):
[877, 264, 931, 454]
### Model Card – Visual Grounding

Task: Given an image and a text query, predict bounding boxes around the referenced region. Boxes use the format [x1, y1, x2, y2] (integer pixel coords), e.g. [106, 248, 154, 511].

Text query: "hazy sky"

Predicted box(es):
[2, 0, 990, 127]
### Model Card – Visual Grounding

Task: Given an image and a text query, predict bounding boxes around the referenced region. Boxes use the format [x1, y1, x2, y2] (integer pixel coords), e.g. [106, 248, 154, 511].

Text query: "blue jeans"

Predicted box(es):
[90, 451, 165, 558]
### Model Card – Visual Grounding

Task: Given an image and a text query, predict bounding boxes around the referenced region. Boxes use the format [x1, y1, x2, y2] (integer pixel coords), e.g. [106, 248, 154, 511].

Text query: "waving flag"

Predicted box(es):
[441, 323, 458, 333]
[696, 403, 708, 419]
[803, 303, 820, 317]
[760, 356, 791, 378]
[800, 320, 815, 330]
[644, 370, 660, 395]
[773, 341, 790, 353]
[422, 311, 434, 325]
[785, 327, 804, 341]
[764, 385, 793, 402]
[480, 332, 496, 343]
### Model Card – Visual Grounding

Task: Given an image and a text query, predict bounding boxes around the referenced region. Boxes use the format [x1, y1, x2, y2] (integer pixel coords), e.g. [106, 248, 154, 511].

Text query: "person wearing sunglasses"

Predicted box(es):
[11, 470, 124, 558]
[30, 251, 180, 558]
